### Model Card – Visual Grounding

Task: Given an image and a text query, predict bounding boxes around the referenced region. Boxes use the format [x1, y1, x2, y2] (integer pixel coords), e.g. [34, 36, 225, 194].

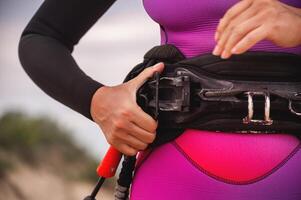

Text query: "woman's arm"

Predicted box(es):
[19, 0, 164, 155]
[19, 0, 162, 155]
[18, 0, 116, 120]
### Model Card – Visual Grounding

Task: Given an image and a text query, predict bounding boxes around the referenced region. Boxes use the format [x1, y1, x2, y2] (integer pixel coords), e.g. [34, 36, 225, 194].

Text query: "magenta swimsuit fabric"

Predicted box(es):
[130, 0, 301, 199]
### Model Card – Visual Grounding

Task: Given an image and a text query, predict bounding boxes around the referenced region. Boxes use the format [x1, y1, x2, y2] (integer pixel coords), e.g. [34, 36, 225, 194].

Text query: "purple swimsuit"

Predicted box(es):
[131, 0, 301, 199]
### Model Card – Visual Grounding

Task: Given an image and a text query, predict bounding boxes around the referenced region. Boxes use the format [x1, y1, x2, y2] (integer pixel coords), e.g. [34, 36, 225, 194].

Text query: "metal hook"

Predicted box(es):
[243, 92, 273, 125]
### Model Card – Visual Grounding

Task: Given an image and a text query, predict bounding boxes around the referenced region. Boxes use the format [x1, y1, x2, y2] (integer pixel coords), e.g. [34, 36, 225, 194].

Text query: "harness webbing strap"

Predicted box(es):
[126, 45, 301, 146]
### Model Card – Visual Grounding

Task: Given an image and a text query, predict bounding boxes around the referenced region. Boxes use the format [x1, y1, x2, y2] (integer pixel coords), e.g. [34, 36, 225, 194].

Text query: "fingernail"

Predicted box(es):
[153, 62, 163, 69]
[212, 46, 220, 56]
[231, 47, 237, 54]
[221, 50, 229, 59]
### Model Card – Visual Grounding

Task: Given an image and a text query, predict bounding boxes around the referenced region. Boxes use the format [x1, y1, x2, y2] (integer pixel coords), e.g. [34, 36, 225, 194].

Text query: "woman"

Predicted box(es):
[19, 0, 301, 199]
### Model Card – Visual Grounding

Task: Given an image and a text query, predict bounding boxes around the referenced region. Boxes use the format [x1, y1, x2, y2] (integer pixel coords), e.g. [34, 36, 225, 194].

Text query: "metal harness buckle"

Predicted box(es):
[150, 72, 191, 116]
[243, 92, 273, 125]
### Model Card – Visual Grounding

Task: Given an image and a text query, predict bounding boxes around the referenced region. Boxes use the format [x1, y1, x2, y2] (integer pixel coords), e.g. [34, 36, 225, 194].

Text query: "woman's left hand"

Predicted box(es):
[213, 0, 301, 59]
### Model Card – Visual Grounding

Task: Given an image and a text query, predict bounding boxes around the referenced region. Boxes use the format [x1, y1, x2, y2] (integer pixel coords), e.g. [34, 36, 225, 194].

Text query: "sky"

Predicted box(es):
[0, 0, 160, 158]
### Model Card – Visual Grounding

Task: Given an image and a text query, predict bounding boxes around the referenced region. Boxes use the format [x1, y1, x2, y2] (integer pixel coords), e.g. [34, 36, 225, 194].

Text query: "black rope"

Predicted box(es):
[84, 177, 106, 200]
[114, 156, 137, 200]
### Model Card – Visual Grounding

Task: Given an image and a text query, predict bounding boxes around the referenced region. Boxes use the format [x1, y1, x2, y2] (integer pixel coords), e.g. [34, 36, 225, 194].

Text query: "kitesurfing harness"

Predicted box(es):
[86, 44, 301, 200]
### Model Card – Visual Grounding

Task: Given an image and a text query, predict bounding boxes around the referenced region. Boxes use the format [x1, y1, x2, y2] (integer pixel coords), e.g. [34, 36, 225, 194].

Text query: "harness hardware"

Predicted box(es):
[243, 92, 273, 125]
[148, 72, 190, 113]
[289, 99, 301, 116]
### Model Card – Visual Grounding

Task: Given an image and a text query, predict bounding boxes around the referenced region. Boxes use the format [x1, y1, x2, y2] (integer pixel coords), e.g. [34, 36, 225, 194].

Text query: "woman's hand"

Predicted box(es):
[213, 0, 301, 59]
[90, 63, 164, 156]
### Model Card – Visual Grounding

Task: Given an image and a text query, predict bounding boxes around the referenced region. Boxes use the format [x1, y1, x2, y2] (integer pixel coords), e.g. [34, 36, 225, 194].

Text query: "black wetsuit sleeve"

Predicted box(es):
[18, 0, 116, 120]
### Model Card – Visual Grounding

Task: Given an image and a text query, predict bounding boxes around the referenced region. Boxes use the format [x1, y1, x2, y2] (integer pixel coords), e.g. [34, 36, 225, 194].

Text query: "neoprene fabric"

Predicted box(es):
[132, 139, 301, 200]
[132, 0, 301, 199]
[19, 0, 116, 119]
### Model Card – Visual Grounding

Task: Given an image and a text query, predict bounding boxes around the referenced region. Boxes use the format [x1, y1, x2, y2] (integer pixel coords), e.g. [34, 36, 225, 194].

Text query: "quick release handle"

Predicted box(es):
[84, 147, 121, 200]
[97, 146, 122, 178]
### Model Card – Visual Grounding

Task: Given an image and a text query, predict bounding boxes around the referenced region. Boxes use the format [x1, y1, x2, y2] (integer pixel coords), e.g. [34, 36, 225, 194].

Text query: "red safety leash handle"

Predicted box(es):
[97, 146, 122, 178]
[84, 147, 122, 200]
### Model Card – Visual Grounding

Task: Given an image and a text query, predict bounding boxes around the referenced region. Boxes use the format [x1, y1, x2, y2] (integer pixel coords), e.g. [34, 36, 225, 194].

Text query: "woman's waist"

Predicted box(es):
[172, 129, 301, 183]
[137, 130, 301, 183]
[133, 44, 301, 144]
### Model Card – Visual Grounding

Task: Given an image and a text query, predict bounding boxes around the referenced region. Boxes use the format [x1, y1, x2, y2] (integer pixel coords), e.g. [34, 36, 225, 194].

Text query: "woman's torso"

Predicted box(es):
[142, 0, 301, 182]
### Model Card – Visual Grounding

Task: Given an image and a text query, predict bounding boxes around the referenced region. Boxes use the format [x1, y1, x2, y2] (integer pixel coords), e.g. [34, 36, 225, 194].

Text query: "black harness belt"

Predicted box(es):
[124, 44, 301, 146]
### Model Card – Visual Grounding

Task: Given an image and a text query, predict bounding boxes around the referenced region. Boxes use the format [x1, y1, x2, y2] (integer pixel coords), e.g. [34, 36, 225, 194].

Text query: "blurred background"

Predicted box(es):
[0, 0, 159, 199]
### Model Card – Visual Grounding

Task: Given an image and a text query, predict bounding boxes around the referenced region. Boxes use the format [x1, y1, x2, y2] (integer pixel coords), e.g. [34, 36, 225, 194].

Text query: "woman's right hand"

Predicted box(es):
[90, 63, 165, 156]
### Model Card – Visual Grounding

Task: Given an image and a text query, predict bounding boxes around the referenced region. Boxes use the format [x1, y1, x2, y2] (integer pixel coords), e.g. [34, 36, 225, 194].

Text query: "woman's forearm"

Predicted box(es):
[19, 34, 103, 119]
[18, 0, 116, 119]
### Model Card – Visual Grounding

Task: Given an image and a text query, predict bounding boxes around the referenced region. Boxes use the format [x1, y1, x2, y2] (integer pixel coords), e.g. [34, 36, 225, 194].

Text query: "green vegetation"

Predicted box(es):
[0, 111, 99, 182]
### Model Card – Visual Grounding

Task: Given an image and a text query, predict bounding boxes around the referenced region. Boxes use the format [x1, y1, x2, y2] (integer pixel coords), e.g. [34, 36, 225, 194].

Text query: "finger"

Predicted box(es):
[113, 117, 156, 143]
[115, 131, 148, 151]
[216, 0, 252, 41]
[128, 62, 164, 90]
[125, 122, 156, 144]
[130, 105, 158, 133]
[231, 25, 268, 54]
[214, 6, 257, 57]
[117, 143, 138, 156]
[222, 15, 262, 58]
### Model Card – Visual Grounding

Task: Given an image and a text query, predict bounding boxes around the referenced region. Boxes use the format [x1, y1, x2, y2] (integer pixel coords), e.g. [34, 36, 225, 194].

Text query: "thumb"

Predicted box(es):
[129, 62, 164, 90]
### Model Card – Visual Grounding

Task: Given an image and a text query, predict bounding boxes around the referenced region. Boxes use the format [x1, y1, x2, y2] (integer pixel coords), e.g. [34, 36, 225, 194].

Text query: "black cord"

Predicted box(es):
[84, 177, 106, 200]
[115, 156, 137, 200]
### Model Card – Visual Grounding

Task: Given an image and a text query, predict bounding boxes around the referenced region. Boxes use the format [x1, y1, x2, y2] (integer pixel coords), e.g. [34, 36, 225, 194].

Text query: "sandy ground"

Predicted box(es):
[0, 164, 114, 200]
